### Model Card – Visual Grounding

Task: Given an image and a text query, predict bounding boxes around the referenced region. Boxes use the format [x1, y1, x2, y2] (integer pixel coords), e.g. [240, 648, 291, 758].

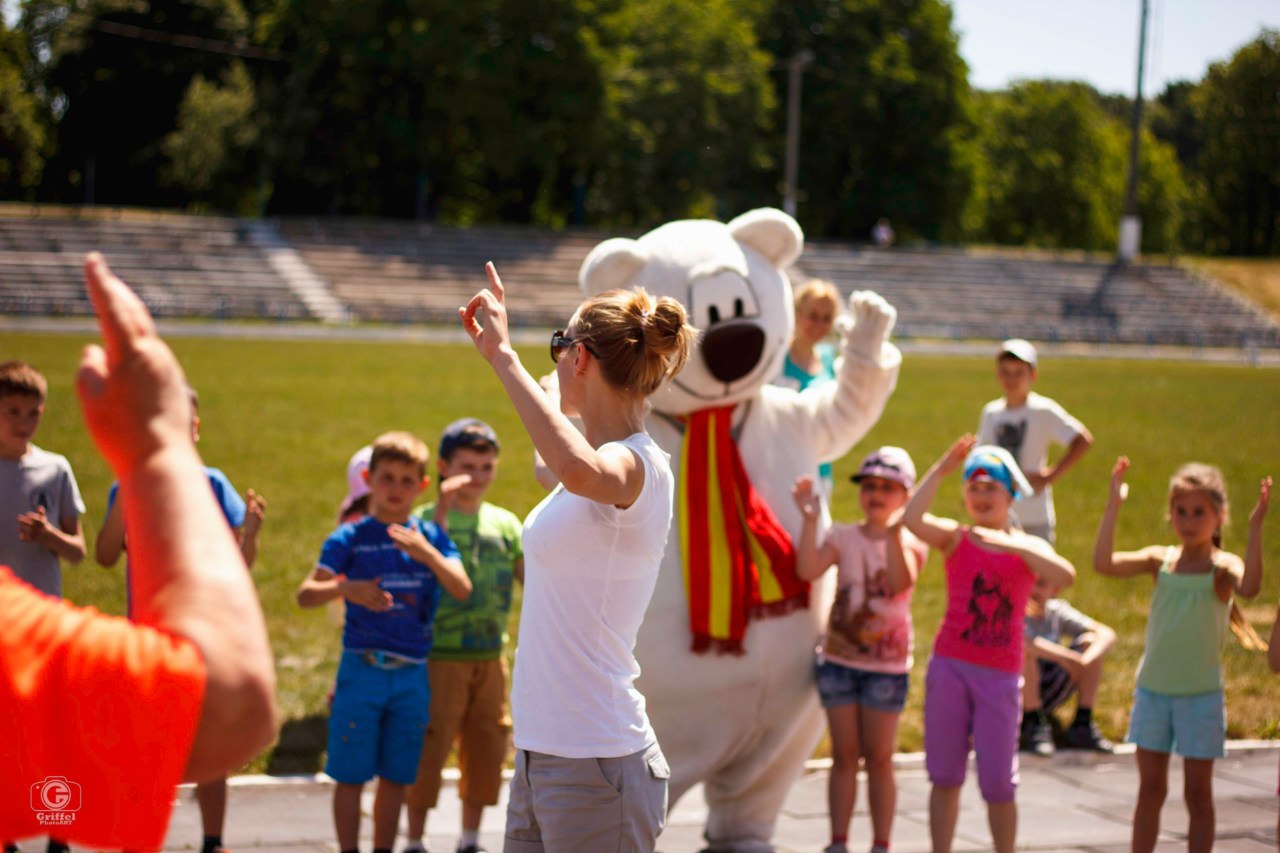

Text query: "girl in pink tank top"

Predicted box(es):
[903, 436, 1077, 853]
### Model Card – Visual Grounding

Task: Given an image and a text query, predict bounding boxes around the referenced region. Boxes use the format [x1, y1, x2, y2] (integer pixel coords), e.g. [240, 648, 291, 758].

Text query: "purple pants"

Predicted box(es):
[923, 655, 1021, 804]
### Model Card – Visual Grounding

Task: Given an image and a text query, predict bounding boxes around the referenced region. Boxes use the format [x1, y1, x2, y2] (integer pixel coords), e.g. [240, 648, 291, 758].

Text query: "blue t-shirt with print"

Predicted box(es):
[318, 515, 460, 661]
[107, 467, 247, 617]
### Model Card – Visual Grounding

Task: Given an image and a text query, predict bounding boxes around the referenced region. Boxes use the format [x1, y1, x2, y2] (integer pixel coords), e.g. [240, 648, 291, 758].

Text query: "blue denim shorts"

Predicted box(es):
[326, 650, 431, 784]
[1127, 686, 1226, 760]
[815, 658, 909, 713]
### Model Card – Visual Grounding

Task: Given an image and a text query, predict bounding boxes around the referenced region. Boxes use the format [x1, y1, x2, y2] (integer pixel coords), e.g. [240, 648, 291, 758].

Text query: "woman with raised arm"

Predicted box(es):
[460, 263, 695, 853]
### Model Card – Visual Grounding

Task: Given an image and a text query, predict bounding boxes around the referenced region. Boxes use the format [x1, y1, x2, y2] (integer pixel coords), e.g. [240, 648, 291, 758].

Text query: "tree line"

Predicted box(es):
[1, 0, 1277, 255]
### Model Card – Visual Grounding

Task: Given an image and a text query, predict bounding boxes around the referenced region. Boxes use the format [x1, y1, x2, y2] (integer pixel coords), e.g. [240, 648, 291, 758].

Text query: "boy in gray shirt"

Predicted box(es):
[0, 361, 85, 599]
[1021, 575, 1115, 756]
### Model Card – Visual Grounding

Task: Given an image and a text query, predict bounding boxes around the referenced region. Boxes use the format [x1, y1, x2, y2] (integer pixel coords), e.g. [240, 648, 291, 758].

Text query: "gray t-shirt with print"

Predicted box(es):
[1024, 597, 1093, 643]
[0, 445, 85, 598]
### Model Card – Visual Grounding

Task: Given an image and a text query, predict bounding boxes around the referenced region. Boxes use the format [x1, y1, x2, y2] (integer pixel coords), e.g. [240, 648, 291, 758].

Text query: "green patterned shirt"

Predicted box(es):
[415, 501, 523, 661]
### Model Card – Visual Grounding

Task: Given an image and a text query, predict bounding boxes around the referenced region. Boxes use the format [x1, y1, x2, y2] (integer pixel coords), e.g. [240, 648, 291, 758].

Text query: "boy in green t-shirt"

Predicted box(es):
[405, 419, 523, 853]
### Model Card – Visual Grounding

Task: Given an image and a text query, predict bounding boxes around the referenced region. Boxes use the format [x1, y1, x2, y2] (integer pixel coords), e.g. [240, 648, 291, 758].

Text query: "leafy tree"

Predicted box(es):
[0, 18, 47, 197]
[975, 81, 1125, 250]
[1189, 29, 1280, 255]
[1135, 125, 1189, 254]
[258, 0, 605, 223]
[972, 80, 1186, 253]
[755, 0, 975, 242]
[1149, 80, 1201, 168]
[160, 61, 259, 212]
[582, 0, 775, 226]
[19, 0, 254, 206]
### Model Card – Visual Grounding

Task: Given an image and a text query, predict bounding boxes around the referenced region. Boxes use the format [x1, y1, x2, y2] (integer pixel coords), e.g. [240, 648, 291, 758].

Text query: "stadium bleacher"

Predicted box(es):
[0, 208, 310, 321]
[796, 243, 1280, 348]
[1, 207, 1276, 349]
[277, 218, 605, 327]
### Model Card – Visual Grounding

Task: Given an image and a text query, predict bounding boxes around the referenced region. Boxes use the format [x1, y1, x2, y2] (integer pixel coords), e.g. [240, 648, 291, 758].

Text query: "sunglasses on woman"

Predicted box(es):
[550, 330, 598, 363]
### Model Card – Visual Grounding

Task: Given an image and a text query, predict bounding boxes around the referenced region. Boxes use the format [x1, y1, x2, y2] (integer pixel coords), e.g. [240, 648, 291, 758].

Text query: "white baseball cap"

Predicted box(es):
[998, 338, 1038, 368]
[338, 445, 373, 520]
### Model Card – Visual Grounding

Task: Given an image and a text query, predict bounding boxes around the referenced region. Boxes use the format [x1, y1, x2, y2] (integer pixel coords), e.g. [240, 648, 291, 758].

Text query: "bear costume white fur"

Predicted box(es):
[578, 208, 901, 852]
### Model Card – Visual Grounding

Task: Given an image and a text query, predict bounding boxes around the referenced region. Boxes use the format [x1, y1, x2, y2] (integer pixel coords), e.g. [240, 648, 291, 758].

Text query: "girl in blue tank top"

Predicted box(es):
[1094, 457, 1270, 853]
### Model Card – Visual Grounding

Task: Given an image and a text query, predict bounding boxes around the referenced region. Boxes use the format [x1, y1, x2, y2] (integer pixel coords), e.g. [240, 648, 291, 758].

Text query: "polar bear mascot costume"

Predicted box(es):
[577, 208, 901, 852]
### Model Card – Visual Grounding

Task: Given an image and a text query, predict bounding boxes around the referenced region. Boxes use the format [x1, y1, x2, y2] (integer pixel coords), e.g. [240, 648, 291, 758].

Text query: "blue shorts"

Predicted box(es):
[326, 651, 431, 784]
[815, 659, 909, 713]
[1127, 686, 1226, 760]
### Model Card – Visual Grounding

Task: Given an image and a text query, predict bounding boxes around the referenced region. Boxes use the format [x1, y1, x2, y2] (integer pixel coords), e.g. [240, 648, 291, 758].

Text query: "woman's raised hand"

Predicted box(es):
[460, 262, 514, 363]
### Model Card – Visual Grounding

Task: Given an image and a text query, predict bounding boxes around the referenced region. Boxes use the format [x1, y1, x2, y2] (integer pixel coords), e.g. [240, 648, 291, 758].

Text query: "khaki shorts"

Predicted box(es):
[504, 743, 669, 853]
[406, 658, 511, 809]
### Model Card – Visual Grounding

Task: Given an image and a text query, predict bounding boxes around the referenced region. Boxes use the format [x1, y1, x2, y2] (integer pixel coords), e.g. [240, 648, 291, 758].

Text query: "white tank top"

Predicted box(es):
[511, 433, 673, 758]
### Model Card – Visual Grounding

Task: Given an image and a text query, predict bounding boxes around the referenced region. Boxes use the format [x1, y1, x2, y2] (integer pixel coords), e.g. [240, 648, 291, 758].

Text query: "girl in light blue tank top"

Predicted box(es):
[1094, 458, 1270, 853]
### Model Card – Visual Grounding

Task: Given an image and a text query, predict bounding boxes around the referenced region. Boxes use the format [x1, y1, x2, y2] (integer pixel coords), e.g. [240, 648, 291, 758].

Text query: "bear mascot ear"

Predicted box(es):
[727, 208, 804, 269]
[579, 238, 651, 297]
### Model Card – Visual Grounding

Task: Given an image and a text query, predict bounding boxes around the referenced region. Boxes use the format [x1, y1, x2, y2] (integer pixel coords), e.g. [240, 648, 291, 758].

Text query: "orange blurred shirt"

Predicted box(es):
[0, 567, 206, 850]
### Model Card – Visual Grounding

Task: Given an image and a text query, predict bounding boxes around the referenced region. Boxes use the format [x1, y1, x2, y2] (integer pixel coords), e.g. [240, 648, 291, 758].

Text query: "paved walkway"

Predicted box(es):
[145, 744, 1278, 853]
[11, 744, 1274, 852]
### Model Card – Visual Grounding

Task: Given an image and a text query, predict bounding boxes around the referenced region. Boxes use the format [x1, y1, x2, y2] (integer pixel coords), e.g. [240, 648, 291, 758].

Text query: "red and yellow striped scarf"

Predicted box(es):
[679, 405, 808, 654]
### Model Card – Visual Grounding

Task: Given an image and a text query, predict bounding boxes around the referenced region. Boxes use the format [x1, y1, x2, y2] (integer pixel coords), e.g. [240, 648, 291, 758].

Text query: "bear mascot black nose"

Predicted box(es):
[700, 321, 765, 383]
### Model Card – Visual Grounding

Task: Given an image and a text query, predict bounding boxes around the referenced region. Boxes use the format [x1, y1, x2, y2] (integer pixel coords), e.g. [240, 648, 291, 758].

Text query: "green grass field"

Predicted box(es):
[6, 331, 1280, 771]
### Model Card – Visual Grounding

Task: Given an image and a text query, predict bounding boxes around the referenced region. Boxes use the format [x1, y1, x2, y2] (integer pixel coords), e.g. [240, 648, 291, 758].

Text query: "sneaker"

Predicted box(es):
[1019, 715, 1055, 757]
[822, 844, 850, 853]
[456, 845, 487, 853]
[402, 844, 428, 853]
[1064, 720, 1115, 752]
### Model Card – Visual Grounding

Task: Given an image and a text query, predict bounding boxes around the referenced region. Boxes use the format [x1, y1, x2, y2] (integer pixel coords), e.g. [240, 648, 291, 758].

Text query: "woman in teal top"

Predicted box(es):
[774, 279, 840, 488]
[1094, 457, 1269, 853]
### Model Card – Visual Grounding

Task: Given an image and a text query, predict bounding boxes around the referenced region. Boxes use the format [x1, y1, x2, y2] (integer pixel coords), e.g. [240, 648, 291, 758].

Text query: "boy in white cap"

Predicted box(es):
[977, 339, 1092, 543]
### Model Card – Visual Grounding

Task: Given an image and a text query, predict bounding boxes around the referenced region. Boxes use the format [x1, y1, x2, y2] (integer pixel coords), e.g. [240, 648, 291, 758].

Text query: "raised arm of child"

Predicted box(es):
[1093, 456, 1162, 578]
[1269, 599, 1280, 674]
[968, 526, 1075, 588]
[1239, 476, 1270, 600]
[432, 474, 472, 529]
[903, 434, 975, 552]
[97, 493, 126, 566]
[239, 488, 267, 569]
[884, 517, 921, 595]
[791, 475, 839, 582]
[387, 523, 472, 601]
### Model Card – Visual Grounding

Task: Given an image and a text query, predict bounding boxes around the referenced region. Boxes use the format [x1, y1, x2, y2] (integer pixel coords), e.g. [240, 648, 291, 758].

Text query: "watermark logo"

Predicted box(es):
[30, 776, 81, 827]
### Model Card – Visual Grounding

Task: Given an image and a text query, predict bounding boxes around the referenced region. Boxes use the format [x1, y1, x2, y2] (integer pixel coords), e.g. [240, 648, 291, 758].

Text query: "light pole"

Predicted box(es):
[1118, 0, 1150, 262]
[783, 49, 814, 218]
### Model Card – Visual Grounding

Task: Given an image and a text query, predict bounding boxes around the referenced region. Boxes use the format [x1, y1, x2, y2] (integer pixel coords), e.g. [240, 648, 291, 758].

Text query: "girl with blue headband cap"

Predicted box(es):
[901, 434, 1076, 853]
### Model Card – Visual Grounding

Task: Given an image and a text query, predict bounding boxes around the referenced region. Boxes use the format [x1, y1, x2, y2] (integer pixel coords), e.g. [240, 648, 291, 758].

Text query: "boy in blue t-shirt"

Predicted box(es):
[95, 386, 265, 853]
[297, 431, 471, 853]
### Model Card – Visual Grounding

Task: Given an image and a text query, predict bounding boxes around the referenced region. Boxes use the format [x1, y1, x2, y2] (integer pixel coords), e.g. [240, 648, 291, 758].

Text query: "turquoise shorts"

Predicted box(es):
[1127, 686, 1226, 760]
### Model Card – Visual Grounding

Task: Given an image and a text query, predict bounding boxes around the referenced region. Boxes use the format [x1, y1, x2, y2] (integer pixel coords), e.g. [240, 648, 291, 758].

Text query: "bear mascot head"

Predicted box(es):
[579, 209, 901, 853]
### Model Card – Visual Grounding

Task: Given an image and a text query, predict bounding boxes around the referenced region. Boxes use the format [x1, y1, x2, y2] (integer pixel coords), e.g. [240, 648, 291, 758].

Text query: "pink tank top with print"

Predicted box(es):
[933, 531, 1036, 673]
